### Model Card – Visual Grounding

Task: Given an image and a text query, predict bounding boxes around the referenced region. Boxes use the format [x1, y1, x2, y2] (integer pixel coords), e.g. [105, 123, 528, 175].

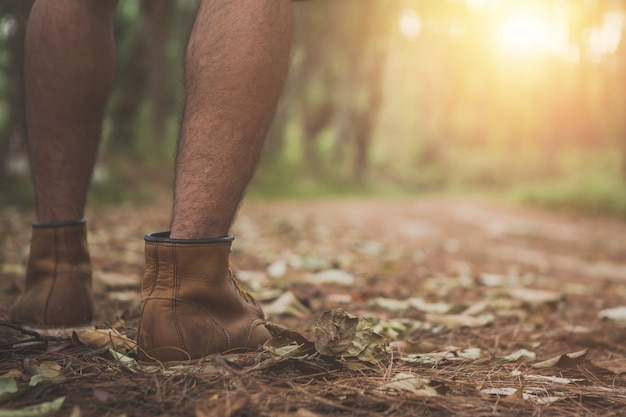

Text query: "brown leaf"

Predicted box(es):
[379, 372, 448, 396]
[72, 328, 137, 355]
[314, 309, 360, 356]
[263, 291, 311, 318]
[313, 309, 389, 369]
[502, 387, 526, 406]
[532, 349, 589, 369]
[591, 358, 626, 375]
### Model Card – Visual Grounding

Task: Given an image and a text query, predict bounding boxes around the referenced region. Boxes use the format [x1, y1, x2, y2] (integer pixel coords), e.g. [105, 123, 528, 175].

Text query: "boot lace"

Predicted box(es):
[227, 255, 257, 306]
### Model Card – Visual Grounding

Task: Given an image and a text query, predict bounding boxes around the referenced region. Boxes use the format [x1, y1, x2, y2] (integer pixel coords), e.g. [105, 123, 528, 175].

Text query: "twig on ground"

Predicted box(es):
[0, 319, 71, 349]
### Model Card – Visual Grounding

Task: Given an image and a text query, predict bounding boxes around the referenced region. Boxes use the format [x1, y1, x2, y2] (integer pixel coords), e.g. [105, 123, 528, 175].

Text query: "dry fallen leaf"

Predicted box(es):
[507, 288, 563, 306]
[502, 387, 526, 406]
[599, 306, 626, 322]
[524, 375, 587, 385]
[532, 349, 589, 369]
[481, 387, 565, 405]
[305, 269, 355, 286]
[264, 322, 317, 358]
[425, 313, 493, 329]
[314, 309, 389, 367]
[0, 396, 65, 417]
[263, 291, 311, 318]
[72, 328, 137, 355]
[401, 347, 482, 365]
[0, 376, 18, 402]
[379, 372, 444, 396]
[501, 348, 536, 363]
[267, 260, 288, 279]
[23, 359, 64, 387]
[264, 335, 314, 358]
[593, 358, 626, 374]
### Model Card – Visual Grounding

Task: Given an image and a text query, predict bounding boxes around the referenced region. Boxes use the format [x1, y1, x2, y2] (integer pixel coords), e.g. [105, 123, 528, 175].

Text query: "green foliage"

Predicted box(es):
[87, 158, 168, 205]
[514, 177, 626, 218]
[0, 178, 34, 207]
[87, 174, 155, 206]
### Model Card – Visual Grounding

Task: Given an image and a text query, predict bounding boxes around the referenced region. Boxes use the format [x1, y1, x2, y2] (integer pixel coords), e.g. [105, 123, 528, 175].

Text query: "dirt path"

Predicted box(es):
[1, 197, 625, 416]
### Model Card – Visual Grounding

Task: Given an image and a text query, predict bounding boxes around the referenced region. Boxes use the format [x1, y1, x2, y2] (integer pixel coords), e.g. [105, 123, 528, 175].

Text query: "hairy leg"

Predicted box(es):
[25, 0, 117, 223]
[170, 0, 292, 239]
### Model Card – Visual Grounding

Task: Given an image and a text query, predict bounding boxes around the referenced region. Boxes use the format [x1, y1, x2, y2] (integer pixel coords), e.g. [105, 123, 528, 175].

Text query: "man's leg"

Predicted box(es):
[170, 0, 292, 239]
[26, 0, 117, 223]
[137, 0, 292, 362]
[10, 0, 117, 327]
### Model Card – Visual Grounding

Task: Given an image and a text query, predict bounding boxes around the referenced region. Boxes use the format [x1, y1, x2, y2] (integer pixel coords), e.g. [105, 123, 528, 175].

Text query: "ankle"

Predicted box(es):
[33, 218, 86, 228]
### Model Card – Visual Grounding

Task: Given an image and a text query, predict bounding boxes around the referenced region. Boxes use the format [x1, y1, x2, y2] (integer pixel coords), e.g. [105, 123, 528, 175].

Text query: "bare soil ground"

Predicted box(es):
[1, 197, 626, 416]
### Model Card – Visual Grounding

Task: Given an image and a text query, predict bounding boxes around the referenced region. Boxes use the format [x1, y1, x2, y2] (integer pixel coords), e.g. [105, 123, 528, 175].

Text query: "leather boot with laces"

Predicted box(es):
[9, 220, 94, 328]
[137, 231, 270, 362]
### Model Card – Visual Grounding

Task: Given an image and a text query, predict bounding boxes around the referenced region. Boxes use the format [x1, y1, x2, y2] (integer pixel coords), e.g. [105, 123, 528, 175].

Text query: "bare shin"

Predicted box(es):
[25, 0, 117, 223]
[170, 0, 292, 239]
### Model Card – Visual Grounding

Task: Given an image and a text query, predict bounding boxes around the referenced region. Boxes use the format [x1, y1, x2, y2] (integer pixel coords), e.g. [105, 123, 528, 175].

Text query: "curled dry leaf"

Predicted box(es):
[109, 349, 137, 373]
[264, 335, 316, 359]
[314, 309, 389, 366]
[501, 348, 536, 363]
[24, 358, 62, 379]
[264, 322, 316, 358]
[72, 328, 137, 355]
[373, 319, 412, 341]
[23, 359, 64, 387]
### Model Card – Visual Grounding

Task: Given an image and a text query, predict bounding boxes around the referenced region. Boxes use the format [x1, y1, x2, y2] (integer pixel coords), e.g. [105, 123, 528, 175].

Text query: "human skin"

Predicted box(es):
[25, 0, 292, 239]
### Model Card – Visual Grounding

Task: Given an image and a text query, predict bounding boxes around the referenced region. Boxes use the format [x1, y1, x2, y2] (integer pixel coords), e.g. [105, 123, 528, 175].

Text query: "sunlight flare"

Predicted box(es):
[399, 8, 422, 39]
[493, 8, 570, 59]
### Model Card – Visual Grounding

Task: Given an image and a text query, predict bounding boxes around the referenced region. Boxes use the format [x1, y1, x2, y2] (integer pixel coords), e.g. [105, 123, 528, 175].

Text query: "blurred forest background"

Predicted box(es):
[2, 0, 626, 215]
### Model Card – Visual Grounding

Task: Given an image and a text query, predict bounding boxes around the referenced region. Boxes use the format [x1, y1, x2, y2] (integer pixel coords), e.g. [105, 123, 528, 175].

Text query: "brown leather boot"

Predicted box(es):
[137, 232, 270, 362]
[9, 220, 94, 327]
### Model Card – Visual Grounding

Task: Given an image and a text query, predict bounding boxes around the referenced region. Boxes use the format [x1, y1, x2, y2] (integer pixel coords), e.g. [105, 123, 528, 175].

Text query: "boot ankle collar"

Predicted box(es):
[145, 231, 234, 244]
[33, 218, 86, 228]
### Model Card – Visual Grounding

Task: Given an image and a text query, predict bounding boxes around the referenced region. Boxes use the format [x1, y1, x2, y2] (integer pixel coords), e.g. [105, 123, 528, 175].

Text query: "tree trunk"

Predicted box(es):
[0, 0, 34, 179]
[106, 29, 148, 154]
[144, 0, 175, 144]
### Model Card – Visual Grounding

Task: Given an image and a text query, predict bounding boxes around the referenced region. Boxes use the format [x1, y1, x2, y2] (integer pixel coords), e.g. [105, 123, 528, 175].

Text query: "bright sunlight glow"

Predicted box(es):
[497, 14, 546, 51]
[402, 0, 623, 63]
[399, 8, 422, 39]
[587, 12, 623, 58]
[493, 10, 572, 59]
